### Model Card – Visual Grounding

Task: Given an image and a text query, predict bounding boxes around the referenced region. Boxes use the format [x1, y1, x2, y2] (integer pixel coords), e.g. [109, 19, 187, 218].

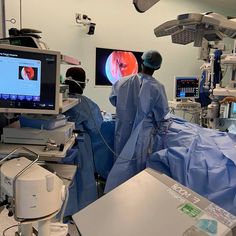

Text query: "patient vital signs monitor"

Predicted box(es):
[0, 45, 60, 114]
[175, 76, 199, 100]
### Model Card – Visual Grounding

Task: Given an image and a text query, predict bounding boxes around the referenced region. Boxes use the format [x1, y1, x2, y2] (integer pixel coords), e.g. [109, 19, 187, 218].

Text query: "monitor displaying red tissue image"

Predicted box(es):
[95, 47, 143, 86]
[19, 66, 38, 81]
[0, 44, 60, 114]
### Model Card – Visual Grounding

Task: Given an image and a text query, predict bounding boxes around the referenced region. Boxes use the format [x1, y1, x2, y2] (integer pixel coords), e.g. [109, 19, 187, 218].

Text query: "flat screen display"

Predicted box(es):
[229, 102, 236, 118]
[95, 47, 143, 86]
[175, 76, 199, 99]
[231, 102, 236, 114]
[0, 45, 60, 114]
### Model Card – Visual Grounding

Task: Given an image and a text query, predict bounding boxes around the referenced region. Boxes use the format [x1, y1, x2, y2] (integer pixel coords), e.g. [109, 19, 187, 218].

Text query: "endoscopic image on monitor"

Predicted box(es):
[0, 55, 41, 102]
[95, 47, 143, 86]
[0, 45, 60, 114]
[19, 66, 38, 81]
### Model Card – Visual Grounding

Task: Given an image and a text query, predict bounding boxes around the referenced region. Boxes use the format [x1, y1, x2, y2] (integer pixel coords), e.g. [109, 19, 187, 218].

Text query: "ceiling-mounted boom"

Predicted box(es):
[133, 0, 160, 13]
[154, 12, 236, 47]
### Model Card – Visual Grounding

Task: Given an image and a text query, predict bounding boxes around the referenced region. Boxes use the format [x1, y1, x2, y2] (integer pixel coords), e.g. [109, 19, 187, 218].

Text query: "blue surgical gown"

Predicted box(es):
[62, 94, 103, 216]
[105, 73, 169, 192]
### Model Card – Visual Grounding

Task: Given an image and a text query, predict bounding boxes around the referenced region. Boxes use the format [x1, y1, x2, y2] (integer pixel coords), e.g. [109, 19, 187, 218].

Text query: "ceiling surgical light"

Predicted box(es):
[154, 12, 236, 47]
[133, 0, 160, 13]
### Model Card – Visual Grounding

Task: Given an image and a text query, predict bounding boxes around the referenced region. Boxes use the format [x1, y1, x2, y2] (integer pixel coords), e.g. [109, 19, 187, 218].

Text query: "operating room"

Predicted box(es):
[1, 0, 236, 235]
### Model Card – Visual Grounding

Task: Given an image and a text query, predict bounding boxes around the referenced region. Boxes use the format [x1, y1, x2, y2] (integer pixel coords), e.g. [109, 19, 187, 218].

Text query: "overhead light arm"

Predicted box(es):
[154, 12, 236, 47]
[133, 0, 160, 13]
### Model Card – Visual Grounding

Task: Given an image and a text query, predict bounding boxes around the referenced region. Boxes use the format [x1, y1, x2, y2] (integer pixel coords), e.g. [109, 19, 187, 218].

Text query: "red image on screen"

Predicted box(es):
[19, 66, 37, 81]
[96, 47, 143, 86]
[105, 51, 138, 84]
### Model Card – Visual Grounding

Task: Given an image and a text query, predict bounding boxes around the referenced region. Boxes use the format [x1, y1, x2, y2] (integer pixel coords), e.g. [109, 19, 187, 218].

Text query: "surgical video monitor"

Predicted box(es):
[230, 102, 236, 118]
[0, 44, 60, 114]
[95, 47, 143, 86]
[174, 76, 199, 100]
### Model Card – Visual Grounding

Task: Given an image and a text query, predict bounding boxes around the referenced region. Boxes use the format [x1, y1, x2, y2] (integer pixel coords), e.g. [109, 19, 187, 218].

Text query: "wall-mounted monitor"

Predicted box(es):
[95, 47, 143, 86]
[174, 76, 199, 100]
[0, 44, 60, 114]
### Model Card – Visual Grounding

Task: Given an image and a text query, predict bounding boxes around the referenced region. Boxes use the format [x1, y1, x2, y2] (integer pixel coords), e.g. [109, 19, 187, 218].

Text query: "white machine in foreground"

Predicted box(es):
[73, 168, 236, 236]
[0, 147, 67, 236]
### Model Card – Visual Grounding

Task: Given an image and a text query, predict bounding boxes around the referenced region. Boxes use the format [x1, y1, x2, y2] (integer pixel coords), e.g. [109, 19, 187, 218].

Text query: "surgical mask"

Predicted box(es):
[64, 76, 89, 90]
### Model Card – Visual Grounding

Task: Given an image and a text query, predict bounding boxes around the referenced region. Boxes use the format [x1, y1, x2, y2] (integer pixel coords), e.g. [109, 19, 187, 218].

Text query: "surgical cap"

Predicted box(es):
[141, 50, 162, 70]
[66, 67, 86, 83]
[65, 67, 86, 93]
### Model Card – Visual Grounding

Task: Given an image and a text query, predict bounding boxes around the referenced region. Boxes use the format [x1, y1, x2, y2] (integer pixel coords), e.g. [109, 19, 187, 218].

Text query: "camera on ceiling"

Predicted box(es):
[75, 13, 96, 35]
[85, 22, 96, 35]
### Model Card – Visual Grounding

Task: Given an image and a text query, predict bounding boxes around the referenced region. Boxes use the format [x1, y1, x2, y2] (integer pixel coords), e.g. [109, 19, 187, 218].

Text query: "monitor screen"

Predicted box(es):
[95, 47, 143, 86]
[0, 45, 60, 114]
[231, 102, 236, 114]
[175, 76, 199, 100]
[227, 102, 236, 119]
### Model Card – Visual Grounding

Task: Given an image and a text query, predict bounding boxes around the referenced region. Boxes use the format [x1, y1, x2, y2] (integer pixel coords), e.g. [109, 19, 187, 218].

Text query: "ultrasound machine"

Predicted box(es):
[168, 76, 201, 123]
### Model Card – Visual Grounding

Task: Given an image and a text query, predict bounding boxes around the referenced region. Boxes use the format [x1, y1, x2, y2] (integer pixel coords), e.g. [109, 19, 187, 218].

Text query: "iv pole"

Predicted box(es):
[0, 0, 6, 38]
[0, 0, 21, 38]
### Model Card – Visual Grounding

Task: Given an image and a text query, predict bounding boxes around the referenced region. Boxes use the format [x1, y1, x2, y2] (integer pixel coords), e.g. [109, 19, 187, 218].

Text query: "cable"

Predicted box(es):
[81, 95, 153, 161]
[83, 96, 116, 155]
[77, 227, 83, 236]
[169, 107, 176, 115]
[55, 174, 73, 182]
[79, 96, 117, 157]
[3, 224, 19, 236]
[90, 139, 101, 197]
[3, 113, 19, 125]
[59, 186, 69, 223]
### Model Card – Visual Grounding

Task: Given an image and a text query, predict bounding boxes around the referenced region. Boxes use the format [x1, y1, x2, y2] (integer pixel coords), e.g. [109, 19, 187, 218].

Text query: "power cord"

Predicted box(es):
[3, 224, 19, 236]
[81, 95, 155, 161]
[59, 186, 69, 223]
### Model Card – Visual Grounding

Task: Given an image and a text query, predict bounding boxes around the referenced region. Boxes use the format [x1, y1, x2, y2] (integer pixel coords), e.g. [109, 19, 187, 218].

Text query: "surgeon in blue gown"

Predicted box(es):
[105, 50, 169, 192]
[62, 67, 103, 216]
